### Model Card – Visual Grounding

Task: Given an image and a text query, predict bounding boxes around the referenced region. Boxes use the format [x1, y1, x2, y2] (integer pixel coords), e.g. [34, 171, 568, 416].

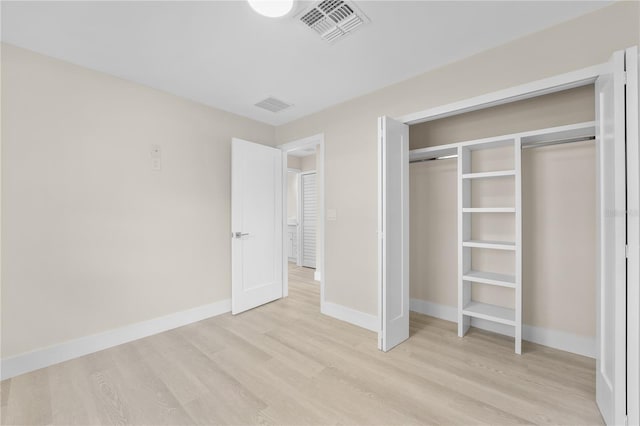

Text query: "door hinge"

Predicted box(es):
[622, 71, 628, 85]
[626, 245, 630, 258]
[378, 231, 385, 240]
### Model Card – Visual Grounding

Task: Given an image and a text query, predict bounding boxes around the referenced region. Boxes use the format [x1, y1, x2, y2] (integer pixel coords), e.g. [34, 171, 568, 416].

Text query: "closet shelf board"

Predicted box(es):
[462, 240, 516, 250]
[409, 146, 457, 162]
[465, 138, 516, 151]
[520, 122, 595, 146]
[410, 121, 595, 159]
[462, 301, 516, 326]
[462, 170, 516, 179]
[462, 208, 516, 213]
[462, 270, 516, 288]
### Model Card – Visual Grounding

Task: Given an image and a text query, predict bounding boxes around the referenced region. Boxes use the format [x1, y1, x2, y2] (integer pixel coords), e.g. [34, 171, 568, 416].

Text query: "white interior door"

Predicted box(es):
[301, 172, 317, 268]
[232, 138, 283, 314]
[595, 50, 627, 426]
[378, 116, 409, 352]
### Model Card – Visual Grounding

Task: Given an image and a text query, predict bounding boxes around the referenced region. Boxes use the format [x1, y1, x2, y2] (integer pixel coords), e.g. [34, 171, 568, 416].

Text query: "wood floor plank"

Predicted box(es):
[105, 343, 197, 425]
[48, 359, 102, 425]
[85, 367, 130, 425]
[3, 368, 52, 425]
[0, 263, 604, 425]
[1, 378, 10, 425]
[129, 337, 211, 407]
[210, 349, 336, 425]
[405, 326, 598, 409]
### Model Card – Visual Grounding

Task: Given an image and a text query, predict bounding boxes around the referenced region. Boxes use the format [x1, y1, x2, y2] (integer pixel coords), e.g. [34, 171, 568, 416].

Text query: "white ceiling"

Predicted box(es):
[2, 1, 611, 126]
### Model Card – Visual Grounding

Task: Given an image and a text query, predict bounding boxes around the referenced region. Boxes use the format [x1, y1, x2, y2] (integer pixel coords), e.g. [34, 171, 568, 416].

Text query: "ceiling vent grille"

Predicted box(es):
[255, 97, 293, 113]
[298, 0, 369, 44]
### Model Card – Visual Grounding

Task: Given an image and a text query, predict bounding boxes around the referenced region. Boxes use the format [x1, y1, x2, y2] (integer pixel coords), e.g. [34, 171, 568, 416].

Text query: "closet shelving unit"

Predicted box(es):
[458, 137, 522, 354]
[408, 121, 596, 355]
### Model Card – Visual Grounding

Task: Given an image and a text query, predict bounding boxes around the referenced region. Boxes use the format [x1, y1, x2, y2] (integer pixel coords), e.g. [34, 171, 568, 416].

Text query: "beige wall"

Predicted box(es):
[287, 171, 298, 222]
[275, 2, 639, 318]
[1, 44, 275, 358]
[301, 154, 316, 172]
[287, 155, 301, 170]
[287, 155, 302, 223]
[287, 154, 316, 172]
[410, 87, 596, 336]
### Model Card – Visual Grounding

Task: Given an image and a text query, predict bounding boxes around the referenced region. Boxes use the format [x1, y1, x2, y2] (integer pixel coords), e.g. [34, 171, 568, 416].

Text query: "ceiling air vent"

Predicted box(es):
[298, 0, 369, 44]
[255, 97, 293, 113]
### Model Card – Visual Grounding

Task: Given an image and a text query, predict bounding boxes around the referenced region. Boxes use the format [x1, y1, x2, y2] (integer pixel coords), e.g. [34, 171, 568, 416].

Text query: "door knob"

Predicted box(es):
[234, 232, 250, 239]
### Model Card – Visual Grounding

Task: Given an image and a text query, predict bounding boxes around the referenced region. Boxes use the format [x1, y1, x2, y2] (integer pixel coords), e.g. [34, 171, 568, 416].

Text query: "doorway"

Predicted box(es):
[279, 134, 325, 307]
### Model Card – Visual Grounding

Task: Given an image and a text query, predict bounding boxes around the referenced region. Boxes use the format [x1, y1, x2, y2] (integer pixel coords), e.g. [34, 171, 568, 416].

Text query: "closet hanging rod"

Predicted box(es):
[521, 135, 595, 149]
[410, 154, 457, 164]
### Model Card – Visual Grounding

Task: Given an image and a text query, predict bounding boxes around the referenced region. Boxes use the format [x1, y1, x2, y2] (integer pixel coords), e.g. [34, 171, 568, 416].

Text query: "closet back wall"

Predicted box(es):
[409, 85, 596, 338]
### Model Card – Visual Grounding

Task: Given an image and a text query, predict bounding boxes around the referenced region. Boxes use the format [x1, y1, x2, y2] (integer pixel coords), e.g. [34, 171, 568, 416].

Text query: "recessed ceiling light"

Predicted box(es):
[248, 0, 294, 18]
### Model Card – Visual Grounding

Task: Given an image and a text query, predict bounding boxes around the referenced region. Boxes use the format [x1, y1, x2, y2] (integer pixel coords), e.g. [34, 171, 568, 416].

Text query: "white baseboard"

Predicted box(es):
[410, 298, 595, 358]
[1, 299, 231, 380]
[410, 299, 458, 321]
[314, 270, 321, 281]
[321, 301, 378, 332]
[2, 296, 593, 380]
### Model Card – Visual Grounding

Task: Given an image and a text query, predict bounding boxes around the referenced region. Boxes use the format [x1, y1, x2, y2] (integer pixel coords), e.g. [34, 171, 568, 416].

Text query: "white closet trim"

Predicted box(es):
[398, 62, 610, 125]
[625, 46, 640, 426]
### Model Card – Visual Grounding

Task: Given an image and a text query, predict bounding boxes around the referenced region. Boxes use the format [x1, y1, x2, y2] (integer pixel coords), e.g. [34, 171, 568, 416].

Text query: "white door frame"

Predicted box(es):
[625, 46, 640, 426]
[278, 134, 325, 309]
[390, 48, 639, 424]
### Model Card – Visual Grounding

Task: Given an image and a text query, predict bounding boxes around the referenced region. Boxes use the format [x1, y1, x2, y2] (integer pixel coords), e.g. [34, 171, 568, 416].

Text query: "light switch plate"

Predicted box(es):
[151, 144, 161, 158]
[151, 158, 161, 171]
[151, 144, 161, 171]
[327, 209, 337, 221]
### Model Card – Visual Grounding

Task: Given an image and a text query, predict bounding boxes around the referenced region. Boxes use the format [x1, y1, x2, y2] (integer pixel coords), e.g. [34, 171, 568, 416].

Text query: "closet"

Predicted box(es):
[409, 118, 595, 354]
[377, 47, 638, 426]
[301, 172, 317, 268]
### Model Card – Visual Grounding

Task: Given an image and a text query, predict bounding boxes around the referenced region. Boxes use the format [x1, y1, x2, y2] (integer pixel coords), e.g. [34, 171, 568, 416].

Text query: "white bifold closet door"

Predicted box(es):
[301, 172, 317, 268]
[377, 116, 409, 352]
[595, 49, 629, 426]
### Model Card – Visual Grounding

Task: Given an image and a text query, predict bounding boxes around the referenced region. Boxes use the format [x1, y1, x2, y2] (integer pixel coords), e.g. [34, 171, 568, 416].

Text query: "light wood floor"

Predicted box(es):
[1, 264, 603, 425]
